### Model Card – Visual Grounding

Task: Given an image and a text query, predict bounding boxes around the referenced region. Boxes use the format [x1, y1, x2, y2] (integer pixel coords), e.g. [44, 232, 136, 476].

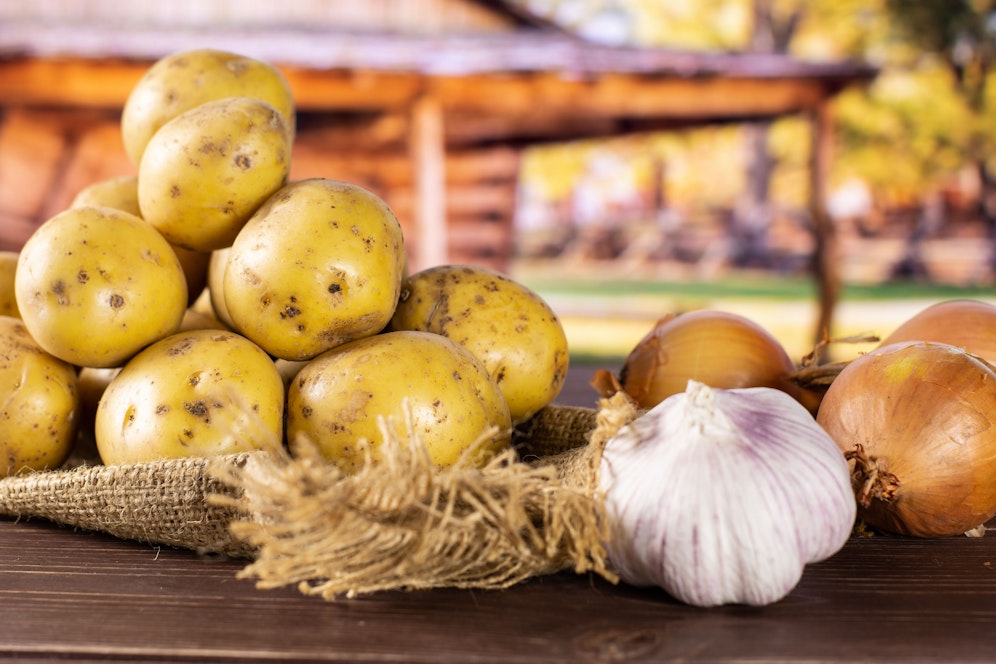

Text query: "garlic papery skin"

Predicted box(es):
[598, 380, 856, 607]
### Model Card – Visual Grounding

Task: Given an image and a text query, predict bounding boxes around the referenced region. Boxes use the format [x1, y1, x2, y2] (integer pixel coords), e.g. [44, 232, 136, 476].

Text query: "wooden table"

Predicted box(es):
[2, 360, 995, 662]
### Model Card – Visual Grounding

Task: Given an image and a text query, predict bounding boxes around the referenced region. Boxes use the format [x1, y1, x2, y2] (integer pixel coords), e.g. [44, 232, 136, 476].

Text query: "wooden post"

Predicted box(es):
[810, 100, 838, 352]
[410, 94, 447, 271]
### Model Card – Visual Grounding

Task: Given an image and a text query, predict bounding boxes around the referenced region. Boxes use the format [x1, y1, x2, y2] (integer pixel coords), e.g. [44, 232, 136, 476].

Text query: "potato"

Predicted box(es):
[172, 245, 211, 305]
[205, 247, 236, 329]
[71, 175, 143, 216]
[0, 251, 19, 318]
[177, 306, 229, 333]
[138, 96, 292, 252]
[95, 329, 285, 465]
[274, 358, 310, 389]
[287, 330, 511, 473]
[389, 264, 569, 423]
[15, 206, 188, 368]
[75, 365, 121, 463]
[224, 179, 405, 361]
[0, 316, 79, 477]
[121, 48, 295, 166]
[71, 175, 210, 304]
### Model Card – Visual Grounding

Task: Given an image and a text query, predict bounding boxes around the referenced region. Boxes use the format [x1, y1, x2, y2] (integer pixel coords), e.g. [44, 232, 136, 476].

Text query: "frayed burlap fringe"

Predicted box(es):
[0, 399, 641, 599]
[0, 404, 601, 559]
[210, 392, 641, 599]
[0, 454, 253, 557]
[211, 419, 604, 598]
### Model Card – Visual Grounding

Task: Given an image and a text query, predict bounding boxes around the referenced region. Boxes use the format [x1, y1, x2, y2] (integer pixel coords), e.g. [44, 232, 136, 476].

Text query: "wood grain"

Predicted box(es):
[1, 517, 994, 662]
[0, 361, 994, 662]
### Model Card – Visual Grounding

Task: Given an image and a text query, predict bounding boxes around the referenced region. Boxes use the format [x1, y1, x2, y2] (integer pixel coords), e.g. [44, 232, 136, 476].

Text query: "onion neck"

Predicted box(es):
[845, 444, 900, 508]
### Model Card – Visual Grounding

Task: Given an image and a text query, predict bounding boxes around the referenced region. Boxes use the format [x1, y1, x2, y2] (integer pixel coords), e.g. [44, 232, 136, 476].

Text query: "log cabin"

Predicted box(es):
[0, 0, 876, 335]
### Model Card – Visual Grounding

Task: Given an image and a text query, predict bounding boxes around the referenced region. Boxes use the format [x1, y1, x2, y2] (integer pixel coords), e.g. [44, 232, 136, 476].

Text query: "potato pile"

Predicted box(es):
[0, 49, 569, 478]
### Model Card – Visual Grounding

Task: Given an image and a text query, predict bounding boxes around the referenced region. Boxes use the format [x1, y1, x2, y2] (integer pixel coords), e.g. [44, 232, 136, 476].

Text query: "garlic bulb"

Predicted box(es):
[599, 380, 855, 607]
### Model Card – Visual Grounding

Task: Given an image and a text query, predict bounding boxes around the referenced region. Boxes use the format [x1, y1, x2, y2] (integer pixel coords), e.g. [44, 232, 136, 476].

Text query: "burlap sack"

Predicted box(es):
[0, 453, 254, 557]
[0, 402, 625, 596]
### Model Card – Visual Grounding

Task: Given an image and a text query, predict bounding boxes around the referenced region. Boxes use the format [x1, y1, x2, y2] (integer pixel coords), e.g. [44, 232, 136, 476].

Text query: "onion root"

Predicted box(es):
[845, 444, 900, 509]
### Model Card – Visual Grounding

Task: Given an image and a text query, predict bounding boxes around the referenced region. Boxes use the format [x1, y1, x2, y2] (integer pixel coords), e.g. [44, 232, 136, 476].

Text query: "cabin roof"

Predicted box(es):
[0, 18, 875, 85]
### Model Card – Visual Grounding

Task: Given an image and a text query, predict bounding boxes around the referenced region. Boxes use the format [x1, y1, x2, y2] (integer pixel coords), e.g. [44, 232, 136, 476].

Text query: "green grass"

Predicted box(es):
[520, 273, 996, 302]
[518, 272, 996, 361]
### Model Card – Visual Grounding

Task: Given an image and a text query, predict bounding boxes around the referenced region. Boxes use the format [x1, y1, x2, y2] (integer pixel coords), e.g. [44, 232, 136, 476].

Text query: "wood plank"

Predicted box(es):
[0, 351, 994, 664]
[386, 180, 517, 221]
[5, 495, 993, 663]
[295, 112, 411, 151]
[447, 252, 507, 271]
[0, 214, 41, 251]
[0, 108, 69, 220]
[0, 0, 524, 33]
[448, 217, 508, 250]
[428, 72, 833, 118]
[0, 57, 844, 120]
[0, 109, 518, 256]
[0, 363, 992, 664]
[810, 102, 838, 351]
[448, 147, 521, 183]
[409, 95, 448, 270]
[42, 120, 134, 219]
[446, 180, 517, 217]
[0, 58, 146, 109]
[289, 145, 520, 189]
[443, 111, 621, 145]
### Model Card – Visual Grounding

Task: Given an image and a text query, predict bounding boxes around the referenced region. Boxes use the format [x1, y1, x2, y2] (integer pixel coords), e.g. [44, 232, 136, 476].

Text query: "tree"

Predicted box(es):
[882, 0, 996, 268]
[733, 0, 806, 268]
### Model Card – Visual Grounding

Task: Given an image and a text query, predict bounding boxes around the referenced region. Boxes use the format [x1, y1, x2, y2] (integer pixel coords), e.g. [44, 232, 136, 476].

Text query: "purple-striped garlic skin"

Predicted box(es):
[599, 380, 855, 607]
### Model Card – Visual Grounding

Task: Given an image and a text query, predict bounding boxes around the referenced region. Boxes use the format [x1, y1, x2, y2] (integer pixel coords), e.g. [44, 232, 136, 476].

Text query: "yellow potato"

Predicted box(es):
[71, 175, 210, 304]
[121, 48, 295, 166]
[15, 206, 188, 368]
[389, 264, 569, 423]
[0, 251, 19, 318]
[75, 365, 121, 463]
[0, 316, 79, 477]
[138, 96, 291, 252]
[95, 329, 285, 465]
[205, 247, 236, 329]
[173, 246, 211, 305]
[189, 284, 216, 319]
[224, 179, 405, 361]
[71, 175, 142, 216]
[274, 357, 310, 389]
[176, 306, 229, 333]
[287, 330, 511, 473]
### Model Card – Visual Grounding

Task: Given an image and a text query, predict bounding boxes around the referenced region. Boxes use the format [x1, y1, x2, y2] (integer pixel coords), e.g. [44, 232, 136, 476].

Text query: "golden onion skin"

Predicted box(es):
[613, 310, 802, 408]
[879, 298, 996, 364]
[817, 340, 996, 537]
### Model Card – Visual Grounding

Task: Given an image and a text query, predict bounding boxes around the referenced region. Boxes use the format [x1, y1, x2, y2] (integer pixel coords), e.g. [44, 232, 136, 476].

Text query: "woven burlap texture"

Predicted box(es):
[0, 454, 254, 557]
[0, 398, 640, 598]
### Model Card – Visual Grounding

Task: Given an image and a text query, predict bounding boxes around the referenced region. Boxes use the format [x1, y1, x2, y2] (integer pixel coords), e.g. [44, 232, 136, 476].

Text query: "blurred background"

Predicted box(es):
[1, 0, 994, 361]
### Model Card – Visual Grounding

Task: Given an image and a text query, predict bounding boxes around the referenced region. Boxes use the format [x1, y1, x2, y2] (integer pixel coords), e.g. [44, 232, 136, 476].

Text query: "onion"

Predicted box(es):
[879, 298, 996, 363]
[592, 310, 803, 409]
[816, 340, 996, 537]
